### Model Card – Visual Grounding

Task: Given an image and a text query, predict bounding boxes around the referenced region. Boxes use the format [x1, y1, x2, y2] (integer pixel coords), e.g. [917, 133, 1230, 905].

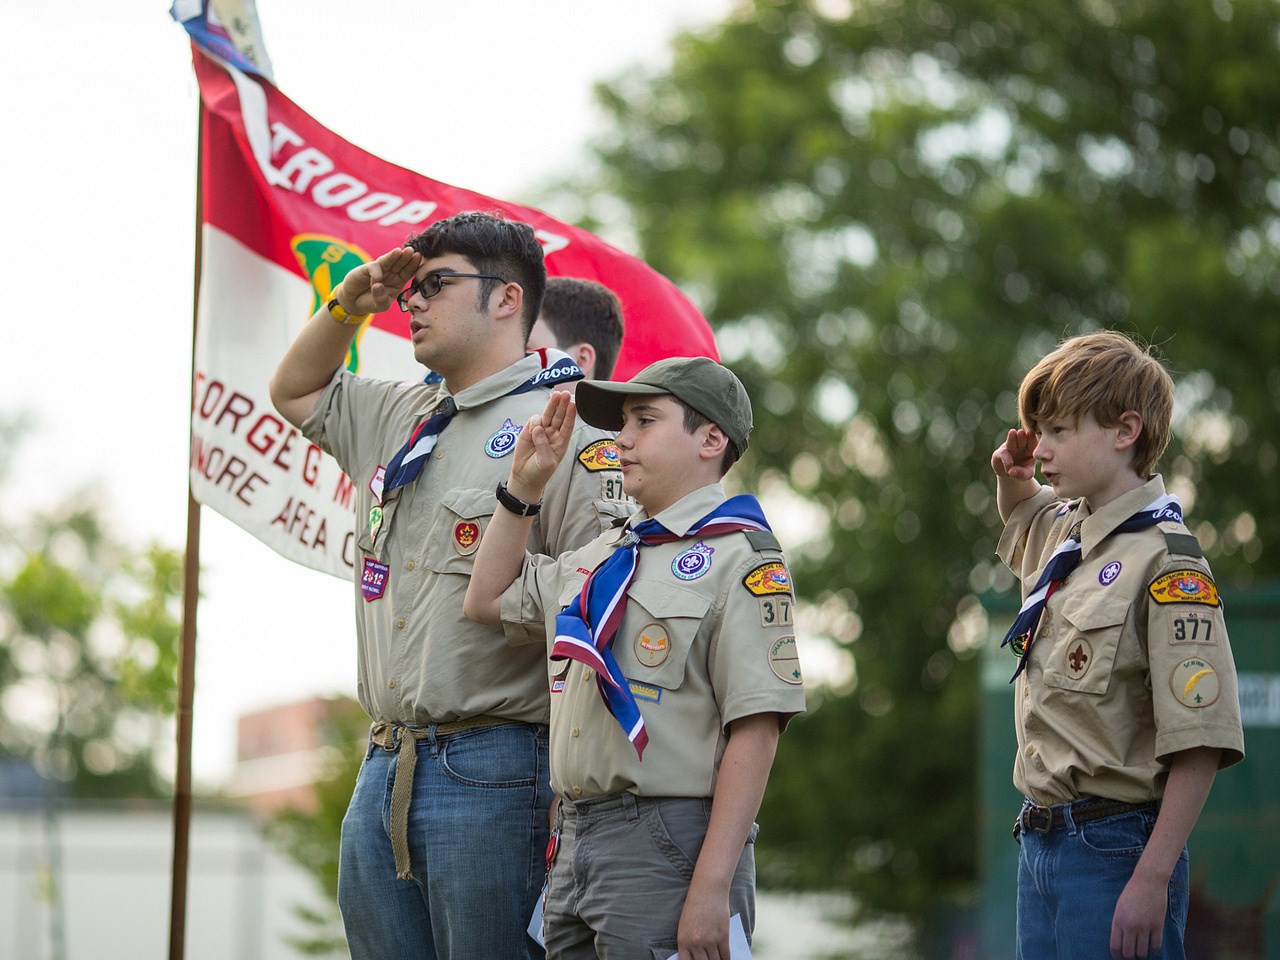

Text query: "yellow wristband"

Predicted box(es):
[327, 286, 371, 326]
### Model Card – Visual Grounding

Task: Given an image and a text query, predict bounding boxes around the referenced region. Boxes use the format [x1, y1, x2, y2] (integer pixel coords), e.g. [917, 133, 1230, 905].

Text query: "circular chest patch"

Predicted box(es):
[1099, 561, 1122, 585]
[485, 418, 524, 458]
[672, 541, 715, 581]
[768, 635, 803, 685]
[453, 520, 481, 555]
[1064, 639, 1093, 680]
[634, 624, 671, 667]
[1171, 657, 1220, 708]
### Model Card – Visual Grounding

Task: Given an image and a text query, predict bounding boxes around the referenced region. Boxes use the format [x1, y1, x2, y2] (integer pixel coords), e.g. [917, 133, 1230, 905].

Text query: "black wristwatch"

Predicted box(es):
[496, 481, 542, 517]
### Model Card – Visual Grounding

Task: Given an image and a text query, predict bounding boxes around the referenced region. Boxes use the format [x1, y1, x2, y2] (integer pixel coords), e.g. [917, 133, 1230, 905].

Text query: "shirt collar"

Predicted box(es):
[1079, 474, 1167, 557]
[624, 482, 727, 536]
[446, 353, 546, 412]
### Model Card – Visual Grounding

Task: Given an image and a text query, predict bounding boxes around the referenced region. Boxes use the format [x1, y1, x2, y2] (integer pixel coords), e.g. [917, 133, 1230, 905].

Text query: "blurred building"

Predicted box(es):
[225, 695, 357, 818]
[0, 799, 328, 960]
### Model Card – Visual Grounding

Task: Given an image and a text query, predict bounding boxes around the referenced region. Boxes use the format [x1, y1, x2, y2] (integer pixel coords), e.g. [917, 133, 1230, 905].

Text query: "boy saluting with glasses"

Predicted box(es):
[990, 331, 1244, 959]
[465, 358, 807, 959]
[270, 212, 629, 960]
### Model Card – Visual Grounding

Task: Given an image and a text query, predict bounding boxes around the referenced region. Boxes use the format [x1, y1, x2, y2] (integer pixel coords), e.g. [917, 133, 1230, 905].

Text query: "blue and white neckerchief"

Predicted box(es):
[379, 352, 583, 500]
[552, 495, 771, 758]
[1001, 493, 1183, 681]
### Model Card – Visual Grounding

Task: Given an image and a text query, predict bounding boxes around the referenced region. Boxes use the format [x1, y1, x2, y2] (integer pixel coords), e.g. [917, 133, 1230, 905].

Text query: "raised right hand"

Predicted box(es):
[334, 247, 423, 315]
[991, 427, 1037, 481]
[507, 391, 577, 501]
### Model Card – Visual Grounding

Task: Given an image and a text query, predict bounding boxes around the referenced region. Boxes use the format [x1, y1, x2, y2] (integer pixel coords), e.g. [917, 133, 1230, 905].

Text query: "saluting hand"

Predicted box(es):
[507, 391, 576, 502]
[334, 246, 424, 315]
[992, 427, 1037, 481]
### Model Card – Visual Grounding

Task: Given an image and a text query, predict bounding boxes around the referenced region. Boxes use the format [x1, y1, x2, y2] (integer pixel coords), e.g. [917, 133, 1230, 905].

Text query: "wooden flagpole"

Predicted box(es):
[169, 96, 206, 960]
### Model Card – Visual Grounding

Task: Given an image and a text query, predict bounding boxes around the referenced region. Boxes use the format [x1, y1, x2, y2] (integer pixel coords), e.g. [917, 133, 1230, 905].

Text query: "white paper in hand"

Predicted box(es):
[664, 913, 752, 960]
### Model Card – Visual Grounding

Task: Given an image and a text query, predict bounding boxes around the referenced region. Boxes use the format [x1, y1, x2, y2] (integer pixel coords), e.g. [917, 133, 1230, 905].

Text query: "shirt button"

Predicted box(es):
[583, 669, 593, 682]
[571, 727, 580, 737]
[1024, 745, 1035, 757]
[396, 618, 406, 629]
[435, 450, 446, 460]
[572, 786, 582, 796]
[406, 560, 416, 571]
[388, 679, 397, 689]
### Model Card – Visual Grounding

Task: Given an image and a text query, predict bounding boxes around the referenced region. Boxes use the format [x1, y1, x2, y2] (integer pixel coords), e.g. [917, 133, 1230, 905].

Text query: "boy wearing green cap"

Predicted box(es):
[465, 357, 806, 959]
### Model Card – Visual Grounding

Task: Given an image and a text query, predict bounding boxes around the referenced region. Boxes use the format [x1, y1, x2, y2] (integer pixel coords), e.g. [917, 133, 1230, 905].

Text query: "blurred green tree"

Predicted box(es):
[0, 421, 183, 799]
[551, 0, 1278, 927]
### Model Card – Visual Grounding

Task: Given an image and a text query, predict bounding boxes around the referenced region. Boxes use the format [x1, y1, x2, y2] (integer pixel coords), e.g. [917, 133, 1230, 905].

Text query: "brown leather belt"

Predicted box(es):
[1015, 798, 1158, 838]
[370, 716, 512, 880]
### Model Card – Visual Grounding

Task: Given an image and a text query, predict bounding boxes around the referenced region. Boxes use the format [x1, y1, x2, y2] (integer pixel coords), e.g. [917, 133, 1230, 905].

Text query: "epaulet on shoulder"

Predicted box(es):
[1163, 531, 1204, 558]
[744, 529, 781, 553]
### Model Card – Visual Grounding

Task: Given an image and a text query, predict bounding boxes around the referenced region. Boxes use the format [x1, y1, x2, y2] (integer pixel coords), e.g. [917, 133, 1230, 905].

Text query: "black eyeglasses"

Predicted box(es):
[396, 272, 508, 312]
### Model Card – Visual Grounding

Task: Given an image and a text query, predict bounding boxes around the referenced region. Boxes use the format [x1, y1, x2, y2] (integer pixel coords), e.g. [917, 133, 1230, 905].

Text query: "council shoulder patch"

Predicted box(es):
[1170, 657, 1220, 708]
[1149, 570, 1220, 606]
[743, 561, 792, 596]
[577, 439, 621, 472]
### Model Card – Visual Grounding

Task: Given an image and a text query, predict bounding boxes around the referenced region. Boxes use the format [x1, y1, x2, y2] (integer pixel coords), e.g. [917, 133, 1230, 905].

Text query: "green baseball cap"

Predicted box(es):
[575, 356, 753, 454]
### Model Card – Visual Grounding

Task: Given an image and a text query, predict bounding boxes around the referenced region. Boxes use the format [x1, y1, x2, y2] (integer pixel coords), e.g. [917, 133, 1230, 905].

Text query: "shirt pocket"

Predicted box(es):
[423, 487, 496, 576]
[1042, 593, 1130, 695]
[622, 579, 711, 692]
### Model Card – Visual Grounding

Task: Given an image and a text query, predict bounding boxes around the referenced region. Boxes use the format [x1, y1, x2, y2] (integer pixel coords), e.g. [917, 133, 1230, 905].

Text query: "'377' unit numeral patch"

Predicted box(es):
[760, 596, 793, 627]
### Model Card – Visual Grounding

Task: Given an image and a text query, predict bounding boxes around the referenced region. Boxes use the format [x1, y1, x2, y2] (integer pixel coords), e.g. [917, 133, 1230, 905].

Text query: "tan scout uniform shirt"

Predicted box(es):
[998, 475, 1245, 806]
[303, 354, 629, 726]
[500, 483, 807, 801]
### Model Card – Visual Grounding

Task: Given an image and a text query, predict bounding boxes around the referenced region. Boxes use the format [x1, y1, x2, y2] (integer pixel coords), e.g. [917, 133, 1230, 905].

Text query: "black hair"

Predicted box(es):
[407, 211, 546, 338]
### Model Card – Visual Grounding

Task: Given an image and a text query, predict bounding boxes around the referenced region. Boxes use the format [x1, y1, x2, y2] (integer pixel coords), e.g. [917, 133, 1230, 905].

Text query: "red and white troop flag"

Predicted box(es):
[172, 1, 717, 579]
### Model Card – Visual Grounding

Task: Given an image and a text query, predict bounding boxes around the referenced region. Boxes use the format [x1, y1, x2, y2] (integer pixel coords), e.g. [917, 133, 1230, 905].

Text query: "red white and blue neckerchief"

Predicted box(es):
[1001, 493, 1183, 681]
[552, 494, 772, 758]
[378, 351, 583, 500]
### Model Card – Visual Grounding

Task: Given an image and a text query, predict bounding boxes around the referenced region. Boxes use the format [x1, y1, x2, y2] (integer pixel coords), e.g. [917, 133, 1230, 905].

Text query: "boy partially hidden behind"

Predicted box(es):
[465, 357, 805, 958]
[991, 331, 1244, 959]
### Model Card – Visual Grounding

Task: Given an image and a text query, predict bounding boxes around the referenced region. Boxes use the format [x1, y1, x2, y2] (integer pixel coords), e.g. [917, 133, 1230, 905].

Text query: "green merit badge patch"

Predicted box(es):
[1148, 570, 1220, 606]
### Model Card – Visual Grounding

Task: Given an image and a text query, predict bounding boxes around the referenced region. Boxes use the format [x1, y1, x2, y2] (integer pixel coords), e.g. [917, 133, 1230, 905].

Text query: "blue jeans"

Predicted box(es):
[1016, 801, 1189, 959]
[337, 721, 553, 960]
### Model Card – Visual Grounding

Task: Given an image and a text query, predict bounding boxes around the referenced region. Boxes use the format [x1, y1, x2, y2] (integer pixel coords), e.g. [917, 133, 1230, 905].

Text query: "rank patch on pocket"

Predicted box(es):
[1064, 639, 1092, 680]
[635, 624, 671, 667]
[454, 520, 481, 555]
[1149, 570, 1219, 606]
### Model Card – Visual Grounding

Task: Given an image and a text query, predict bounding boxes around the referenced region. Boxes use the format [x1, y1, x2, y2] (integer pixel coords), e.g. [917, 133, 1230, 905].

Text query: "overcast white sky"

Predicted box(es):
[0, 0, 736, 785]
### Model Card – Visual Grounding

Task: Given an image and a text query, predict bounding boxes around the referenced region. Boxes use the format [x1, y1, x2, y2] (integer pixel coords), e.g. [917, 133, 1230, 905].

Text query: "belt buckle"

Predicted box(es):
[1024, 803, 1054, 833]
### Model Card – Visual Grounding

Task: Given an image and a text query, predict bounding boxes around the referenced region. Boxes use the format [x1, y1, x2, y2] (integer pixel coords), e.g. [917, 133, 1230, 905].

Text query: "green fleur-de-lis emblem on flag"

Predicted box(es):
[291, 235, 375, 374]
